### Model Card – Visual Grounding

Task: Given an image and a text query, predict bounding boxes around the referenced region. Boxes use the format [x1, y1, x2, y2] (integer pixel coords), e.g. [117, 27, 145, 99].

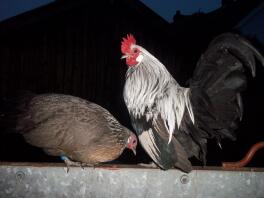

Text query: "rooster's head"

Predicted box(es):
[121, 34, 143, 67]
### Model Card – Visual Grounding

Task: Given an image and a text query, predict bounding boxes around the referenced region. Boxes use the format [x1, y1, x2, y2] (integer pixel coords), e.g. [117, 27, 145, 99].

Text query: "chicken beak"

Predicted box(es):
[132, 148, 137, 156]
[121, 55, 128, 59]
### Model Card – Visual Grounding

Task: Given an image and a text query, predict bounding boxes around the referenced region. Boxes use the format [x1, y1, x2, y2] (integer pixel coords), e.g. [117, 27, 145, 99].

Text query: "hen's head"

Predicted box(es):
[126, 132, 137, 155]
[121, 34, 143, 67]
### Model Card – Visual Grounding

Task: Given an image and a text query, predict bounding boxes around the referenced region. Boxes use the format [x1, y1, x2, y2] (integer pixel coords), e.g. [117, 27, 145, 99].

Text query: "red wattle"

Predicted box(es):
[126, 57, 138, 67]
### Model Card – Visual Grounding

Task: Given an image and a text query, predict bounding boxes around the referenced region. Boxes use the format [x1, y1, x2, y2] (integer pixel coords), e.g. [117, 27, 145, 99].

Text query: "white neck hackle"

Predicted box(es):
[124, 46, 194, 143]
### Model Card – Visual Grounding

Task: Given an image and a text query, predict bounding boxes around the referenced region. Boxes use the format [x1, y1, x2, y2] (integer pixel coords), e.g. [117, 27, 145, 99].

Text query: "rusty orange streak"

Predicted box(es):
[222, 141, 264, 169]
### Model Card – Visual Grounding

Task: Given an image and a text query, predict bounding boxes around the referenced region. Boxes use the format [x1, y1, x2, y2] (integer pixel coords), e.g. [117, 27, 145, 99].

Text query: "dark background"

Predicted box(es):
[0, 0, 263, 167]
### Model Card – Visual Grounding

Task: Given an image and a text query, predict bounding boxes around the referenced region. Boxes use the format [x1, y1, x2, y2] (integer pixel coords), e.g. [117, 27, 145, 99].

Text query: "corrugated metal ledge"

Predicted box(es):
[0, 162, 263, 198]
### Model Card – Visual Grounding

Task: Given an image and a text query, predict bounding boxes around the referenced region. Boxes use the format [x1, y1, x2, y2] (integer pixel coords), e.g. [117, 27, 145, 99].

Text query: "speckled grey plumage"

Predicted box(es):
[3, 93, 134, 164]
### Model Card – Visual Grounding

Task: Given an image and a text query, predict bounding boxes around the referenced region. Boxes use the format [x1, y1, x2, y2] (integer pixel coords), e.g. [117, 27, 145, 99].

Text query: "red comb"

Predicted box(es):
[121, 34, 136, 54]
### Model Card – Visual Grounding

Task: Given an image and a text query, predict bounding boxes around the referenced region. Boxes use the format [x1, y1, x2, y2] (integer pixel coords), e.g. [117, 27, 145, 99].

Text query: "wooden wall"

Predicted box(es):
[0, 0, 179, 125]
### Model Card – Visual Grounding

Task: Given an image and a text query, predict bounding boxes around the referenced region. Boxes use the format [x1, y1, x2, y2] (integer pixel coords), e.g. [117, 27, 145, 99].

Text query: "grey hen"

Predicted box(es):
[1, 93, 137, 169]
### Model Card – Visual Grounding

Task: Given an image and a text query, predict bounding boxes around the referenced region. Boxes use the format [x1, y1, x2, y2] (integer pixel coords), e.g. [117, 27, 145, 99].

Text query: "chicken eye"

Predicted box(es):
[133, 49, 138, 53]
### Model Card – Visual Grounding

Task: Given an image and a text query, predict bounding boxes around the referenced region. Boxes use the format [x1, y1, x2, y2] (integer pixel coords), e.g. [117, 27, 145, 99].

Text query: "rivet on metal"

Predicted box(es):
[180, 174, 189, 184]
[16, 171, 25, 182]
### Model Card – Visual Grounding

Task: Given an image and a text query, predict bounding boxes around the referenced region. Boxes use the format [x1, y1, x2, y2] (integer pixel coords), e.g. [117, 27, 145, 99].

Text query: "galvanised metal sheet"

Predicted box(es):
[0, 163, 263, 198]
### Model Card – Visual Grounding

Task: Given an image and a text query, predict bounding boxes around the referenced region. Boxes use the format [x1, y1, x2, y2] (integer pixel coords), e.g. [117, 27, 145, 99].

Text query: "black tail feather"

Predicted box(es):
[0, 91, 36, 133]
[184, 33, 264, 162]
[190, 33, 264, 135]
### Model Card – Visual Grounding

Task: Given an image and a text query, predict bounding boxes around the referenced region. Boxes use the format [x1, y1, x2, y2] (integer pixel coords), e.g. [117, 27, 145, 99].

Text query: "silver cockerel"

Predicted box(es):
[121, 33, 264, 172]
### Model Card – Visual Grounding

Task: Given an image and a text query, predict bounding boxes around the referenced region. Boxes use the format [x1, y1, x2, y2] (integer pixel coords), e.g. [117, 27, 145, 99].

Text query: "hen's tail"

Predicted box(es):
[189, 33, 264, 142]
[0, 91, 36, 133]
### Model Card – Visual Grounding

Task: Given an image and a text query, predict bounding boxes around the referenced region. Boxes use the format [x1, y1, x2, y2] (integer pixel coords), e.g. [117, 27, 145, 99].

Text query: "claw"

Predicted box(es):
[60, 155, 84, 173]
[138, 162, 158, 168]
